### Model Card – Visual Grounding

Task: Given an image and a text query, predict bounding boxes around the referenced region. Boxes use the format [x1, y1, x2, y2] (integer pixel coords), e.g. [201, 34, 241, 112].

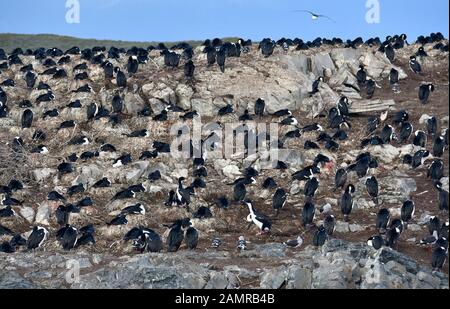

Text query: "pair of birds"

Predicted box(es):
[107, 203, 146, 226]
[166, 219, 199, 252]
[6, 224, 94, 252]
[124, 219, 198, 253]
[356, 65, 377, 99]
[124, 226, 163, 253]
[209, 236, 246, 251]
[284, 215, 336, 249]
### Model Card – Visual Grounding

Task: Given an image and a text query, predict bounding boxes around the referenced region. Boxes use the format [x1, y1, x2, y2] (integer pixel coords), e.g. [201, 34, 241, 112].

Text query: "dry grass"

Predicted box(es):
[0, 142, 35, 187]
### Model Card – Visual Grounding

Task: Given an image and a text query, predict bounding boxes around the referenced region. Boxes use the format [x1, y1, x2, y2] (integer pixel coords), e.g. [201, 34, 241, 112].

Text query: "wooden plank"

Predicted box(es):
[348, 99, 396, 114]
[352, 99, 396, 105]
[350, 103, 395, 110]
[351, 99, 395, 107]
[352, 102, 395, 108]
[350, 104, 394, 109]
[350, 107, 397, 113]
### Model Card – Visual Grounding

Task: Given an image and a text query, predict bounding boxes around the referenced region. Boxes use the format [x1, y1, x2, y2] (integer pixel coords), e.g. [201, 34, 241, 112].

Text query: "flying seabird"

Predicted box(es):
[292, 10, 336, 23]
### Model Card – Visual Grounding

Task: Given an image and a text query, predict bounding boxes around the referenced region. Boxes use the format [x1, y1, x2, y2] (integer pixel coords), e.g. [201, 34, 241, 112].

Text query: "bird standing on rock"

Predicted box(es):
[367, 235, 384, 250]
[166, 220, 184, 252]
[185, 225, 199, 250]
[419, 84, 434, 104]
[304, 177, 319, 201]
[376, 208, 390, 234]
[59, 225, 78, 251]
[310, 77, 324, 95]
[334, 168, 347, 192]
[21, 109, 33, 128]
[434, 181, 449, 211]
[272, 188, 287, 216]
[127, 55, 139, 76]
[409, 56, 421, 74]
[27, 226, 49, 250]
[116, 69, 127, 88]
[365, 176, 379, 205]
[255, 98, 265, 117]
[366, 79, 376, 99]
[340, 184, 355, 222]
[234, 182, 246, 202]
[389, 68, 399, 86]
[384, 44, 395, 62]
[356, 65, 367, 86]
[313, 225, 327, 247]
[431, 246, 447, 272]
[386, 221, 403, 249]
[302, 202, 315, 228]
[323, 214, 336, 236]
[184, 60, 195, 79]
[217, 48, 226, 73]
[401, 200, 415, 228]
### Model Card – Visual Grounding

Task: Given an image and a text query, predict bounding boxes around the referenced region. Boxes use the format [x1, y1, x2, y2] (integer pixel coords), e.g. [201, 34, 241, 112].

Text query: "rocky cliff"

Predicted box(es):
[0, 39, 449, 289]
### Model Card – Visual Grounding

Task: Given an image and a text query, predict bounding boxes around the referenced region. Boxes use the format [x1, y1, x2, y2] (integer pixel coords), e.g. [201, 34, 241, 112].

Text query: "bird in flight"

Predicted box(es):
[292, 10, 336, 23]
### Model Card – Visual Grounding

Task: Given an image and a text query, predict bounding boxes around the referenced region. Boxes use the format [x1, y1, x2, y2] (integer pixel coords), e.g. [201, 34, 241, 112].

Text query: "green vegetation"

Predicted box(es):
[0, 33, 241, 53]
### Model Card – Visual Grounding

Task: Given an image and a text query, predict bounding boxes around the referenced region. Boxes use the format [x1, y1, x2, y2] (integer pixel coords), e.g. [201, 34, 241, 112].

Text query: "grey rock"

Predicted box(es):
[20, 207, 35, 223]
[286, 266, 312, 289]
[335, 221, 350, 233]
[148, 98, 166, 114]
[368, 145, 401, 164]
[182, 274, 207, 289]
[123, 92, 146, 115]
[407, 224, 422, 232]
[349, 224, 365, 232]
[260, 266, 287, 289]
[152, 84, 177, 105]
[191, 97, 215, 117]
[312, 264, 351, 289]
[290, 180, 301, 195]
[0, 271, 37, 289]
[415, 271, 441, 289]
[252, 243, 287, 258]
[0, 238, 447, 289]
[330, 48, 361, 72]
[223, 265, 258, 279]
[379, 176, 417, 203]
[376, 248, 420, 274]
[312, 52, 336, 77]
[419, 114, 432, 124]
[72, 164, 103, 188]
[175, 84, 193, 110]
[33, 168, 57, 182]
[222, 164, 241, 179]
[205, 272, 228, 289]
[440, 177, 449, 191]
[35, 203, 51, 225]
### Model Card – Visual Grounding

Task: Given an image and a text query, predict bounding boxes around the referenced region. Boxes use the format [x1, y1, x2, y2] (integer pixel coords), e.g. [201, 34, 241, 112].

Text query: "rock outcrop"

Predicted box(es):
[0, 240, 447, 289]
